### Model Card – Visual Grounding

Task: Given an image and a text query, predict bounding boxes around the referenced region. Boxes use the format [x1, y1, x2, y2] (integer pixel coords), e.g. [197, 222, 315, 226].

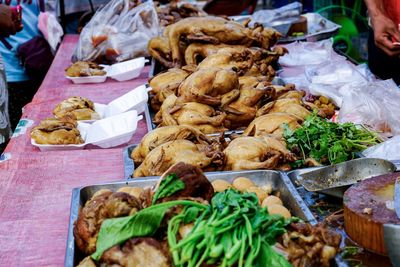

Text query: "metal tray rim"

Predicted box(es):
[65, 169, 316, 267]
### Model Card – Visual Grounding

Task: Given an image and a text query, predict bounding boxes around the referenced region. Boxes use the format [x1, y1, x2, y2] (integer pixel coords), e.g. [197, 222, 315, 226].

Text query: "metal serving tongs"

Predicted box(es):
[295, 158, 397, 198]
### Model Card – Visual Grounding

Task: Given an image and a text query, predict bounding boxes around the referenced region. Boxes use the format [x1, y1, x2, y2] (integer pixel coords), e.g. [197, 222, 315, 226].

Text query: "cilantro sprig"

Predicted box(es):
[284, 114, 379, 166]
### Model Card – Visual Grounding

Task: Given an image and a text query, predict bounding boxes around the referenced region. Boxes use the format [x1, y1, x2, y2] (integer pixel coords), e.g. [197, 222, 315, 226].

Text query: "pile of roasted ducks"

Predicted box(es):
[130, 16, 339, 176]
[74, 162, 341, 267]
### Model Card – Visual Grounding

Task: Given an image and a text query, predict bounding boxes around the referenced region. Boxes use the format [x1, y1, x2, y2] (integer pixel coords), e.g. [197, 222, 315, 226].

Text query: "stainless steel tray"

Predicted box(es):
[65, 170, 316, 266]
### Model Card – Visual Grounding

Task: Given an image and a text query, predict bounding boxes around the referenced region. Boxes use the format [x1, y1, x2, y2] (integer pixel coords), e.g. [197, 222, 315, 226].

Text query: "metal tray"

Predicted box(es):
[278, 12, 340, 43]
[65, 170, 316, 266]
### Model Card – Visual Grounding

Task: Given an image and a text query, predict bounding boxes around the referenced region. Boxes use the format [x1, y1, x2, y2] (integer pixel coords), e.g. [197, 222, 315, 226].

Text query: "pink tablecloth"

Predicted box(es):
[5, 34, 150, 153]
[0, 35, 150, 266]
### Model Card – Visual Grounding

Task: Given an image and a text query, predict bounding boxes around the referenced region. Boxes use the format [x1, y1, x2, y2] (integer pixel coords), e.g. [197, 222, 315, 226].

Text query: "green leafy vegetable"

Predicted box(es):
[167, 189, 292, 267]
[255, 241, 292, 267]
[152, 173, 186, 205]
[284, 113, 379, 166]
[91, 200, 207, 260]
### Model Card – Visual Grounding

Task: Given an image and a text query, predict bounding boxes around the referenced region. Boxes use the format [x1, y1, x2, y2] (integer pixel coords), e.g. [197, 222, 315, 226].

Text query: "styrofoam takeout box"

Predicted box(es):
[65, 57, 147, 84]
[107, 57, 148, 82]
[65, 66, 109, 84]
[81, 84, 150, 123]
[31, 110, 143, 151]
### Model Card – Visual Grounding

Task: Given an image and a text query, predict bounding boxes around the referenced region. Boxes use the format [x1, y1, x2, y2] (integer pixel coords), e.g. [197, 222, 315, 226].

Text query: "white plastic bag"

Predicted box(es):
[38, 12, 64, 52]
[339, 79, 400, 136]
[362, 135, 400, 161]
[72, 0, 159, 64]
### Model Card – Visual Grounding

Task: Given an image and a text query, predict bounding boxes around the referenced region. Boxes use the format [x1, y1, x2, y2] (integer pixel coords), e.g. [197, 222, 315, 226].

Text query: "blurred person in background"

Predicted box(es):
[0, 4, 18, 152]
[364, 0, 400, 84]
[0, 0, 53, 130]
[55, 0, 110, 33]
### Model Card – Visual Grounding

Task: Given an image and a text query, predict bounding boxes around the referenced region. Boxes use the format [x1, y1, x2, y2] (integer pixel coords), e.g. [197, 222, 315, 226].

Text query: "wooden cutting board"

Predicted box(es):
[344, 173, 400, 255]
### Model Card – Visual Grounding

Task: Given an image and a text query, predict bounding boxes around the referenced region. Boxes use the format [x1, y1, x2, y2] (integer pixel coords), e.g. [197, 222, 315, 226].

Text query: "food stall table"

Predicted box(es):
[0, 35, 151, 265]
[4, 34, 150, 154]
[0, 150, 128, 266]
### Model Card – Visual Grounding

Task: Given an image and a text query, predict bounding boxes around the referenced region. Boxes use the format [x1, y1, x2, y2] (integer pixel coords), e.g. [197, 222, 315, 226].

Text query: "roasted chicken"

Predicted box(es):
[223, 76, 274, 129]
[65, 61, 106, 77]
[223, 136, 282, 171]
[243, 113, 303, 138]
[133, 139, 224, 177]
[148, 36, 173, 69]
[154, 94, 227, 134]
[53, 96, 100, 120]
[30, 115, 84, 145]
[149, 67, 192, 110]
[130, 125, 210, 166]
[256, 98, 311, 120]
[165, 16, 280, 67]
[184, 43, 247, 65]
[177, 67, 239, 106]
[196, 46, 285, 78]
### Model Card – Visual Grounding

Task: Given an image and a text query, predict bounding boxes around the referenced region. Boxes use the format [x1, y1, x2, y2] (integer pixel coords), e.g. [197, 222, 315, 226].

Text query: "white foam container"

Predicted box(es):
[65, 65, 109, 84]
[65, 57, 146, 83]
[80, 84, 150, 123]
[106, 57, 148, 82]
[66, 75, 107, 84]
[31, 110, 143, 151]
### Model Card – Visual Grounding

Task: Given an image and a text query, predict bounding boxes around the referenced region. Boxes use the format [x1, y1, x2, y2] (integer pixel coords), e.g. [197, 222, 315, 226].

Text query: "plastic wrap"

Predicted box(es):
[72, 0, 159, 64]
[339, 79, 400, 136]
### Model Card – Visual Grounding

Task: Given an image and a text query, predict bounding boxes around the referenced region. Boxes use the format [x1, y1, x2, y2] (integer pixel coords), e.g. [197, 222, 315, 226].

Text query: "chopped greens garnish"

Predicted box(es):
[284, 113, 379, 166]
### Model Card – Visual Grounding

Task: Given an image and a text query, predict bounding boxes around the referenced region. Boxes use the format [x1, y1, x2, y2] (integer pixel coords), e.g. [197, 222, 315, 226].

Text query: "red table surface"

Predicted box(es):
[0, 35, 151, 265]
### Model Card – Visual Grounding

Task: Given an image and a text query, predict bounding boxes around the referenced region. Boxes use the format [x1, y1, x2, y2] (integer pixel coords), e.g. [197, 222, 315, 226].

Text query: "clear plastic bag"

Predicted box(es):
[251, 2, 302, 26]
[279, 39, 343, 67]
[339, 79, 400, 136]
[305, 59, 368, 106]
[72, 0, 159, 64]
